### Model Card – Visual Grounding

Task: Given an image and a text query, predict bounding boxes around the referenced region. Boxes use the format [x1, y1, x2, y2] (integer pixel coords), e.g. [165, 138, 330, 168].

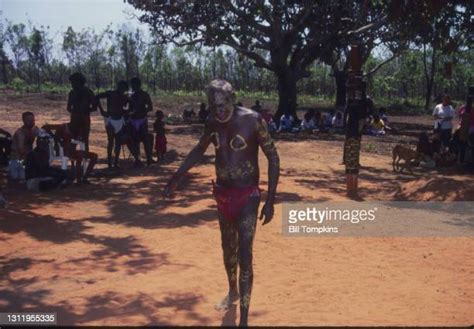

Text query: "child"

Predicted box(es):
[278, 113, 294, 132]
[379, 107, 389, 124]
[332, 111, 345, 129]
[153, 110, 167, 162]
[323, 110, 334, 128]
[313, 110, 327, 132]
[367, 114, 385, 136]
[300, 109, 316, 132]
[379, 107, 392, 132]
[261, 110, 277, 133]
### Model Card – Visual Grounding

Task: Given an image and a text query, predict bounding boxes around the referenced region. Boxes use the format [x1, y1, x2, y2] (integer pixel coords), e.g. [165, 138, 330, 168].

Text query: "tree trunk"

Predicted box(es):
[275, 69, 298, 122]
[0, 52, 9, 84]
[334, 69, 348, 109]
[423, 44, 437, 112]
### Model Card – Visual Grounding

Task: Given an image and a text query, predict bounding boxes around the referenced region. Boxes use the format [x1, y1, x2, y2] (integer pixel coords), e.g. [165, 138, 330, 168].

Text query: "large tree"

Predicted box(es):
[127, 0, 387, 118]
[386, 0, 473, 110]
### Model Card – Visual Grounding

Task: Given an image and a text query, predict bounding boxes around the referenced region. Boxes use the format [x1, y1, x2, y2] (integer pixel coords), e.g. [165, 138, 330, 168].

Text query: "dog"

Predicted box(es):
[392, 144, 424, 173]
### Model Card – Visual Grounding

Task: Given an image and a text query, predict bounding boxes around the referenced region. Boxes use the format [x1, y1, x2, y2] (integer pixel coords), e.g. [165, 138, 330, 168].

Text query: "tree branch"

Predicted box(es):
[363, 53, 399, 77]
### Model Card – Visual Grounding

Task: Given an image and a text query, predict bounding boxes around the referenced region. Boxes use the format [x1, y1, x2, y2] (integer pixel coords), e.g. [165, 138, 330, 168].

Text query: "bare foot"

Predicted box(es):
[214, 292, 239, 311]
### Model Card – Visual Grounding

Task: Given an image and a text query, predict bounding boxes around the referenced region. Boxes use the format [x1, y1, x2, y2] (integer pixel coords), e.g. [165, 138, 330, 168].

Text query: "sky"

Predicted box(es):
[0, 0, 147, 40]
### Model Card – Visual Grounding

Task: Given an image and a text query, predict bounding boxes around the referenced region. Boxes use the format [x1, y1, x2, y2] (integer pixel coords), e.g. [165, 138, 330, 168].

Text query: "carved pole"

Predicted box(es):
[343, 44, 366, 199]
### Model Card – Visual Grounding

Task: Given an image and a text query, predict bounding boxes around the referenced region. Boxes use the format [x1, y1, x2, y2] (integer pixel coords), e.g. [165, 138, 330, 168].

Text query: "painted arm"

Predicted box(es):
[257, 117, 280, 225]
[163, 123, 212, 198]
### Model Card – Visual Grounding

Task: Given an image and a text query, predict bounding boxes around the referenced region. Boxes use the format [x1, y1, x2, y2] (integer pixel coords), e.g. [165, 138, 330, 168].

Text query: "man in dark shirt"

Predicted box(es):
[67, 72, 97, 152]
[128, 77, 154, 166]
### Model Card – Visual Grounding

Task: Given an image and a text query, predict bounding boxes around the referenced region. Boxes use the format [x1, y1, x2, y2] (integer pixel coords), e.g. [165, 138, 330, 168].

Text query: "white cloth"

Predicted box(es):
[104, 117, 125, 134]
[279, 115, 294, 130]
[432, 104, 454, 130]
[301, 118, 316, 130]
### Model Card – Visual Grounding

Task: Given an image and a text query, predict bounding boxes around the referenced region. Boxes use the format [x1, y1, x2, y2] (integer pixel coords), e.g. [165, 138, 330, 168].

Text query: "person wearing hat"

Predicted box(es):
[67, 72, 97, 152]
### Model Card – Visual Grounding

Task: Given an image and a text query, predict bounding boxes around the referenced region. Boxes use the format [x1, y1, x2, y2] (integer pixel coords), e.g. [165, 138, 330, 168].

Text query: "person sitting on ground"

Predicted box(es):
[416, 132, 436, 168]
[430, 131, 456, 167]
[300, 109, 316, 132]
[379, 107, 392, 132]
[0, 128, 12, 166]
[25, 132, 69, 191]
[367, 114, 386, 136]
[448, 128, 464, 164]
[313, 110, 328, 132]
[153, 110, 167, 162]
[323, 110, 335, 128]
[96, 80, 130, 169]
[42, 122, 98, 185]
[182, 108, 196, 124]
[251, 100, 262, 113]
[379, 107, 389, 124]
[278, 113, 294, 132]
[198, 102, 209, 123]
[261, 110, 277, 133]
[9, 112, 40, 180]
[331, 111, 345, 131]
[417, 132, 434, 158]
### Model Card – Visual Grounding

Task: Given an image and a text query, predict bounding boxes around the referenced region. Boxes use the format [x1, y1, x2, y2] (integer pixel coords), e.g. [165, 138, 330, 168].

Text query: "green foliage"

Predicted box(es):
[8, 77, 28, 92]
[1, 4, 473, 114]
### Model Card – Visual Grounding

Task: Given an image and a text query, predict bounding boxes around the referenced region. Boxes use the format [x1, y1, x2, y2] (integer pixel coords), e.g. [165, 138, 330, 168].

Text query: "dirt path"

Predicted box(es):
[0, 95, 473, 326]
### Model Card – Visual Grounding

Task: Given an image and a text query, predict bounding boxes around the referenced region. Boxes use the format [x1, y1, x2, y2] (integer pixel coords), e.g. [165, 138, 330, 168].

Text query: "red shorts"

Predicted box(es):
[213, 182, 261, 222]
[155, 135, 167, 154]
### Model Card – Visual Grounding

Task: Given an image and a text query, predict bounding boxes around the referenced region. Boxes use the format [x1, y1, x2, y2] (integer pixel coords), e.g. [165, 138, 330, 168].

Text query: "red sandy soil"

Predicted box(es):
[0, 93, 473, 326]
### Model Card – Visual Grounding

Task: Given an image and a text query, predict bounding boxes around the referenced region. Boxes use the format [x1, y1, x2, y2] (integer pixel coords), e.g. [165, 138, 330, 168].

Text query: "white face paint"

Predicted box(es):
[210, 91, 234, 123]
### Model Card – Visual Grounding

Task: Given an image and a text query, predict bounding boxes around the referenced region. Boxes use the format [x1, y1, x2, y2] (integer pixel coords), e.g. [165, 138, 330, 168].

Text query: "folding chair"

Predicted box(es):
[48, 137, 69, 170]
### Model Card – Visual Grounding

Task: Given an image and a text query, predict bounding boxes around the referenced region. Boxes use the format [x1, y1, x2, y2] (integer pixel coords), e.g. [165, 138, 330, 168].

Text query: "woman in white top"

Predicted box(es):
[432, 94, 454, 148]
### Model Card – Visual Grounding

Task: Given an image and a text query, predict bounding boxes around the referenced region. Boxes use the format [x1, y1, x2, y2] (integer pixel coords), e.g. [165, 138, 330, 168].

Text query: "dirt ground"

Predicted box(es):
[0, 92, 473, 326]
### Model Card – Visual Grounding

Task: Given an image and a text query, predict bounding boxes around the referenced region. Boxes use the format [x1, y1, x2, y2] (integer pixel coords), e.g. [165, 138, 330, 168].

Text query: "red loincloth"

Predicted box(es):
[155, 135, 167, 154]
[213, 181, 261, 222]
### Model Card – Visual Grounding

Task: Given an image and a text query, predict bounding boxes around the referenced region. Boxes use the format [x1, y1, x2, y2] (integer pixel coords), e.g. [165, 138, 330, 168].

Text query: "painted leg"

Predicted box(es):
[237, 196, 260, 327]
[106, 128, 114, 168]
[85, 153, 97, 179]
[113, 133, 122, 168]
[215, 211, 239, 311]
